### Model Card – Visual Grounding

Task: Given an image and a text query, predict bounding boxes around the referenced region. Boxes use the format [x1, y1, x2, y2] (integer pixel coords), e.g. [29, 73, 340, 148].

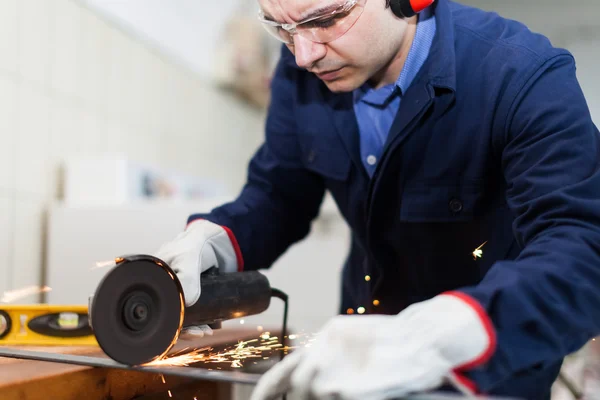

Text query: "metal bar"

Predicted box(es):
[0, 347, 261, 385]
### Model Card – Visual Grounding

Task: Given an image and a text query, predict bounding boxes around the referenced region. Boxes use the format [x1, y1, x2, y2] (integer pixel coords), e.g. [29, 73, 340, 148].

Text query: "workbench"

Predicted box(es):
[0, 327, 276, 400]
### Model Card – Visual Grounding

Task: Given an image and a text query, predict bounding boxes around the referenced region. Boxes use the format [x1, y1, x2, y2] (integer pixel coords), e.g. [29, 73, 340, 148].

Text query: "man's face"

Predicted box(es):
[258, 0, 411, 92]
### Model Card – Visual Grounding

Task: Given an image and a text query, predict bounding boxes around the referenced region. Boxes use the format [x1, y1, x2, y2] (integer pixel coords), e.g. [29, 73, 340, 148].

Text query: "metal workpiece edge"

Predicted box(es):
[0, 347, 261, 385]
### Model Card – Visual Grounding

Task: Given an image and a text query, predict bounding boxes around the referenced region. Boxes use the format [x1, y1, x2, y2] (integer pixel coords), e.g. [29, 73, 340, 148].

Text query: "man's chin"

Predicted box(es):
[321, 78, 361, 93]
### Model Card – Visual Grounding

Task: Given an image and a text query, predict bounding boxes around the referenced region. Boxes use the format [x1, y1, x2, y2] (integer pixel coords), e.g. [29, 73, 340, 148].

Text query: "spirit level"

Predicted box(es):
[0, 304, 97, 346]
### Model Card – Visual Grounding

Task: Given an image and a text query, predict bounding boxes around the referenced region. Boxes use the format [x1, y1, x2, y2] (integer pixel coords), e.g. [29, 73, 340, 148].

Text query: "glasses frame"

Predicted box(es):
[257, 0, 364, 45]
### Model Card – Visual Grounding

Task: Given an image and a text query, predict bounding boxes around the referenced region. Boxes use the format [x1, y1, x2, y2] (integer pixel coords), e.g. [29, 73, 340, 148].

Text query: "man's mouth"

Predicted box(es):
[314, 67, 344, 81]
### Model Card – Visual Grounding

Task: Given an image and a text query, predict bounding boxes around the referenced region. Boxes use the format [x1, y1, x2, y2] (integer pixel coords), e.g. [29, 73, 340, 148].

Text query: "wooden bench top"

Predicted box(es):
[0, 327, 273, 400]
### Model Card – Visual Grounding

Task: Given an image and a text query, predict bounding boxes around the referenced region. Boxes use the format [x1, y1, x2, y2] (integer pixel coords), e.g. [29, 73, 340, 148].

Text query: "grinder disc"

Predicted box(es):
[90, 256, 184, 365]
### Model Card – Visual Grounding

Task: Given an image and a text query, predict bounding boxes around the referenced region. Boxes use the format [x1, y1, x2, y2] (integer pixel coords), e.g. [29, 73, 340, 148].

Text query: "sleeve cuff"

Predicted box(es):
[221, 225, 244, 272]
[442, 290, 497, 369]
[440, 290, 497, 395]
[449, 370, 480, 394]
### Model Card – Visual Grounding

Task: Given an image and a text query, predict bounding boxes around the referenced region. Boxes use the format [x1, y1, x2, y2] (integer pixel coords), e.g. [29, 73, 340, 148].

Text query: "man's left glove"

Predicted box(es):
[153, 218, 242, 339]
[250, 292, 496, 400]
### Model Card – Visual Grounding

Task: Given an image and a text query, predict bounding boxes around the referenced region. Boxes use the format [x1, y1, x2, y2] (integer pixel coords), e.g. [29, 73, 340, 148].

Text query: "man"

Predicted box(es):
[154, 0, 600, 398]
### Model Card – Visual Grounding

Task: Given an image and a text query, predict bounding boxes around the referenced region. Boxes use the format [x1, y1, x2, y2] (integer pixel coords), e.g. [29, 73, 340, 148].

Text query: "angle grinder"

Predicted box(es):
[88, 254, 274, 366]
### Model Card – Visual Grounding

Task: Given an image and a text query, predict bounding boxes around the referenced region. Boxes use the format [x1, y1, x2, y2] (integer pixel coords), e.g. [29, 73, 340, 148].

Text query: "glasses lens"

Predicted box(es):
[297, 0, 366, 43]
[260, 23, 294, 44]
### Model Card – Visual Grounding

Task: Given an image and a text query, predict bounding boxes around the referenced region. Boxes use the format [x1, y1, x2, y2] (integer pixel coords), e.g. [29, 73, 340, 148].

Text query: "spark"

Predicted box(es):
[145, 332, 314, 368]
[146, 346, 212, 367]
[260, 332, 272, 340]
[472, 241, 488, 260]
[92, 257, 123, 270]
[168, 390, 172, 397]
[0, 286, 52, 303]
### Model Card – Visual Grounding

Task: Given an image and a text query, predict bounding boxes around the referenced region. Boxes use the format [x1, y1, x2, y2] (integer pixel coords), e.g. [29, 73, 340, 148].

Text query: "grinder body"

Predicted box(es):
[183, 268, 271, 329]
[89, 254, 272, 366]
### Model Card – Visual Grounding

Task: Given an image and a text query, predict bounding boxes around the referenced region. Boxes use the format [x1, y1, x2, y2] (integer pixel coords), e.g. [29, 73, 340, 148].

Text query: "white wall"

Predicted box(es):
[458, 0, 600, 122]
[0, 0, 266, 301]
[78, 0, 257, 80]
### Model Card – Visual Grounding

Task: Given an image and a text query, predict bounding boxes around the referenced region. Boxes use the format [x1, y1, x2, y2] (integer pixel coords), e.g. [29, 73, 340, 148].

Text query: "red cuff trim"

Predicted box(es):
[442, 290, 497, 370]
[221, 225, 244, 272]
[186, 218, 244, 272]
[450, 371, 479, 394]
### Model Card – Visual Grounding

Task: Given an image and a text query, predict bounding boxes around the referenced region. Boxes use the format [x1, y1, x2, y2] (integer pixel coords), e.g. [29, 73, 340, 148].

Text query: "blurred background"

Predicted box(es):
[0, 0, 598, 398]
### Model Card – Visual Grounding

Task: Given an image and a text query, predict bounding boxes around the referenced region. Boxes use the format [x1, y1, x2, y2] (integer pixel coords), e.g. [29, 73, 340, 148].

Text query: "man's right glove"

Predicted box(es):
[153, 218, 243, 338]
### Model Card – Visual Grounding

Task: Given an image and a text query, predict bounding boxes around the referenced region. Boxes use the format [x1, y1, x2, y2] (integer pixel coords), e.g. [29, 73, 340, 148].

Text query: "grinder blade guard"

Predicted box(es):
[89, 254, 273, 366]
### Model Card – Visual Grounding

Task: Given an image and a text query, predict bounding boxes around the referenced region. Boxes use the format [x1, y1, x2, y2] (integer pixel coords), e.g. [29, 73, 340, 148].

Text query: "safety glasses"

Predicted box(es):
[258, 0, 368, 45]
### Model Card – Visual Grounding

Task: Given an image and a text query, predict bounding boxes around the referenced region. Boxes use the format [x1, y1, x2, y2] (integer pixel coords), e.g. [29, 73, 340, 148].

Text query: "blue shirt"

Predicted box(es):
[353, 7, 437, 177]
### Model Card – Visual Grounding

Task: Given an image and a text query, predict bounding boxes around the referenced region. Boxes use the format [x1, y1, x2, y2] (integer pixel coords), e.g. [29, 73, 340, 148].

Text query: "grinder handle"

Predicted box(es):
[182, 270, 272, 327]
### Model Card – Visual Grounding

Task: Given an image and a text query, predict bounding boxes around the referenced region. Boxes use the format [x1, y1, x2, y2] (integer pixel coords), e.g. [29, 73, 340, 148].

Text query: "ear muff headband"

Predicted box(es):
[389, 0, 435, 18]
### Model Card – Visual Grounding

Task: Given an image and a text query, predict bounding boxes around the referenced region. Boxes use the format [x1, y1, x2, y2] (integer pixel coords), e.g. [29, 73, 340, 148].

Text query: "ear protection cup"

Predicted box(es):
[389, 0, 435, 18]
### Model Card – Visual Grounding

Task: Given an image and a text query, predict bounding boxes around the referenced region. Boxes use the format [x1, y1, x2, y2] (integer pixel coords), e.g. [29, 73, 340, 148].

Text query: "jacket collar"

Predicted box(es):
[420, 0, 457, 92]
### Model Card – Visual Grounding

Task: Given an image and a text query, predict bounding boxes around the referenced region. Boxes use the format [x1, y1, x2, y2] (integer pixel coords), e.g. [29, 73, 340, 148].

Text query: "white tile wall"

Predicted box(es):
[18, 0, 53, 88]
[0, 0, 18, 77]
[15, 83, 51, 197]
[12, 195, 45, 302]
[0, 0, 266, 300]
[0, 75, 16, 191]
[0, 197, 14, 297]
[50, 0, 81, 98]
[78, 10, 108, 109]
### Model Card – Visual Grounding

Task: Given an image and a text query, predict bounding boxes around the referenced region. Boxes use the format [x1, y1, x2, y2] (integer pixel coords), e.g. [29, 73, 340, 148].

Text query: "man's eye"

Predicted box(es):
[310, 17, 337, 28]
[305, 11, 350, 29]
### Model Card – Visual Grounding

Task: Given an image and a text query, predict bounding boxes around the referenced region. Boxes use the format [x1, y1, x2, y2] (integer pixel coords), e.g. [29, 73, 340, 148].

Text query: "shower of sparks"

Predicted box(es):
[472, 241, 488, 260]
[145, 331, 314, 369]
[0, 286, 52, 303]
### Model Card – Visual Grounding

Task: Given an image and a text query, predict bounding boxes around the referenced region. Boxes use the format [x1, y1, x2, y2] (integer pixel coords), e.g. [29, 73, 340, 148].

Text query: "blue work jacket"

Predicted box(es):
[190, 0, 600, 398]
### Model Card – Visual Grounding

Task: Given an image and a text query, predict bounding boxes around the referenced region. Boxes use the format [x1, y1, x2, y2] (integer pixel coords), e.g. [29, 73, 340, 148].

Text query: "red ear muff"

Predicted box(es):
[389, 0, 435, 18]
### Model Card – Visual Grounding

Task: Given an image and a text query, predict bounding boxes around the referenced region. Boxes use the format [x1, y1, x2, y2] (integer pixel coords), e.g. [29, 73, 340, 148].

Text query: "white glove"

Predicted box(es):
[154, 219, 242, 338]
[250, 292, 496, 400]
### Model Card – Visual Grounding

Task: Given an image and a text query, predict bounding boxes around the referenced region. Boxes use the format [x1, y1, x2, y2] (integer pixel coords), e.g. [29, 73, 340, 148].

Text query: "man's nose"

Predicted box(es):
[293, 35, 327, 69]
